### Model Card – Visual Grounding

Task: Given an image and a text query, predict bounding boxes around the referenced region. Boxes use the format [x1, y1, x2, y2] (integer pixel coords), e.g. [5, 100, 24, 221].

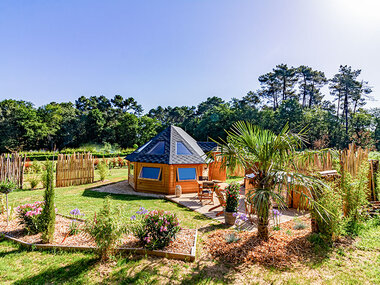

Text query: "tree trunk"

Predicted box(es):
[258, 216, 269, 240]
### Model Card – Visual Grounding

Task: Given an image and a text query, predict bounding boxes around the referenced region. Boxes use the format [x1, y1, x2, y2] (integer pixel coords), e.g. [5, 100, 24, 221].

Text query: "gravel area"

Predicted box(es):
[0, 215, 196, 254]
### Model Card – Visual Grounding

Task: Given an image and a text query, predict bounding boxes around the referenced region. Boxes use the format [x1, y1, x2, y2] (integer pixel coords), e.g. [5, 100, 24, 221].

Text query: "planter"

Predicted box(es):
[224, 212, 237, 225]
[175, 185, 182, 198]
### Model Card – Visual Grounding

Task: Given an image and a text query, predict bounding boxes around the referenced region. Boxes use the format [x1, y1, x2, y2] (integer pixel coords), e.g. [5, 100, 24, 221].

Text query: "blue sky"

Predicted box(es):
[0, 0, 379, 111]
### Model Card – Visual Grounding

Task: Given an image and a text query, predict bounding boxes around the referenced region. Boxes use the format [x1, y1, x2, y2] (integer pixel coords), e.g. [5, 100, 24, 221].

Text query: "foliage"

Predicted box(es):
[41, 162, 56, 243]
[28, 175, 40, 189]
[293, 217, 307, 230]
[97, 160, 109, 181]
[85, 197, 125, 261]
[225, 232, 240, 243]
[0, 179, 17, 195]
[16, 201, 46, 234]
[225, 182, 240, 212]
[129, 207, 181, 250]
[311, 183, 344, 239]
[217, 121, 326, 239]
[341, 162, 370, 235]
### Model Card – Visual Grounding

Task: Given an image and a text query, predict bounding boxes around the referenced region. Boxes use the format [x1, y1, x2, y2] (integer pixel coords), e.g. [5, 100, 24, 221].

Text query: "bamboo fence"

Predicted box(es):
[56, 153, 95, 187]
[0, 153, 26, 189]
[339, 143, 369, 177]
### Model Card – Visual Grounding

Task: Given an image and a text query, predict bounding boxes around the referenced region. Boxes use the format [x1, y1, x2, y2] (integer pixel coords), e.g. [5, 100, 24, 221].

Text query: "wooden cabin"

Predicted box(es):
[125, 125, 226, 195]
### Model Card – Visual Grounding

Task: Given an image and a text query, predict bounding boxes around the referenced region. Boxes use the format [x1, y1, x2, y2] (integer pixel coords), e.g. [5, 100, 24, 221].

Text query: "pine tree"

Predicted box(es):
[42, 161, 56, 243]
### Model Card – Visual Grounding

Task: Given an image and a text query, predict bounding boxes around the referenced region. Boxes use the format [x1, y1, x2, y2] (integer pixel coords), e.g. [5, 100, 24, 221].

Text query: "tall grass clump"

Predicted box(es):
[341, 162, 370, 235]
[41, 161, 56, 243]
[85, 197, 124, 261]
[311, 183, 344, 240]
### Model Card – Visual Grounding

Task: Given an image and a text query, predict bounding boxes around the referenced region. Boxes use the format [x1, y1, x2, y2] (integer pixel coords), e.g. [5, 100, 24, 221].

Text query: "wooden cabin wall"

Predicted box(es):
[128, 162, 204, 195]
[208, 152, 227, 182]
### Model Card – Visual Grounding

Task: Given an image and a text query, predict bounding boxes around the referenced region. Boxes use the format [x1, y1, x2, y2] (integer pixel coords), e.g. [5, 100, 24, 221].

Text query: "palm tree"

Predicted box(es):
[215, 121, 326, 240]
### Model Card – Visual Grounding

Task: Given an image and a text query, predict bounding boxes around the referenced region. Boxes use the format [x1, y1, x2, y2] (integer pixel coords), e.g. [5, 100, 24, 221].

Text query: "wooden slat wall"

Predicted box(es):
[0, 153, 25, 189]
[132, 162, 203, 195]
[340, 143, 369, 178]
[56, 153, 94, 187]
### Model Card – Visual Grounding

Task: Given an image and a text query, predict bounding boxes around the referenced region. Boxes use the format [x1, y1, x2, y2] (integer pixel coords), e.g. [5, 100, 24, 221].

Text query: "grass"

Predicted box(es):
[1, 170, 380, 284]
[9, 168, 214, 229]
[225, 176, 244, 184]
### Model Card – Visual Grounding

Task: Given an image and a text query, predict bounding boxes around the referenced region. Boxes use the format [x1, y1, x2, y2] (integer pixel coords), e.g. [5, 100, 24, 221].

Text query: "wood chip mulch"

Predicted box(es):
[0, 215, 196, 254]
[204, 217, 313, 268]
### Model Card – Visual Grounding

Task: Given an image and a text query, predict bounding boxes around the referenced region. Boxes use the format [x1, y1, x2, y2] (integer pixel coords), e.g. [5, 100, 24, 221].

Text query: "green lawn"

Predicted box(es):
[1, 169, 379, 284]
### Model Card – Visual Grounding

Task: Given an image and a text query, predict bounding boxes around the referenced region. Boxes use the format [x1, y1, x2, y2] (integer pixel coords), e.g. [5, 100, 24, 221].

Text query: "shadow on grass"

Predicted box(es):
[13, 256, 98, 285]
[82, 189, 159, 202]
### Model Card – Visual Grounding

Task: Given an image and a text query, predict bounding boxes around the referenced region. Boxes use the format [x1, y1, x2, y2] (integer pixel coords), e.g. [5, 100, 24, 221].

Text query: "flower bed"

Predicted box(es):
[205, 217, 313, 268]
[0, 214, 197, 261]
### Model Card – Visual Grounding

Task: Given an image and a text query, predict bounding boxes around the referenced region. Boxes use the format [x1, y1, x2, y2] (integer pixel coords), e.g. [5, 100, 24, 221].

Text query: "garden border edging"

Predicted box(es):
[1, 229, 198, 262]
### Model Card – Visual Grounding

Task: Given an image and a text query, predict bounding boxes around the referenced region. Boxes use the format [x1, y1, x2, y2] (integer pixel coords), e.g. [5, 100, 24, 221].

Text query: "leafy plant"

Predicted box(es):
[97, 160, 109, 181]
[0, 179, 17, 225]
[28, 175, 40, 189]
[225, 182, 240, 212]
[225, 232, 240, 243]
[85, 197, 125, 261]
[293, 222, 307, 230]
[341, 162, 370, 235]
[129, 207, 180, 250]
[16, 201, 46, 234]
[41, 161, 56, 243]
[216, 121, 326, 240]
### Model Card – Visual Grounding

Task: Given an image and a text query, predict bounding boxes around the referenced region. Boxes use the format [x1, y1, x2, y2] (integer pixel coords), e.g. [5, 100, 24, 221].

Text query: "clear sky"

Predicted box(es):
[0, 0, 379, 112]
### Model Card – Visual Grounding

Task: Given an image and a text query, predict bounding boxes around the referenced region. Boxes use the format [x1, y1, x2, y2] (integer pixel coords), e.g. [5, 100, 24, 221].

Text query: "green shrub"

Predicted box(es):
[225, 232, 240, 243]
[28, 175, 40, 189]
[311, 183, 344, 239]
[225, 182, 240, 212]
[16, 201, 46, 234]
[41, 161, 56, 243]
[97, 160, 109, 181]
[31, 160, 42, 173]
[85, 197, 125, 261]
[130, 207, 181, 250]
[341, 162, 370, 235]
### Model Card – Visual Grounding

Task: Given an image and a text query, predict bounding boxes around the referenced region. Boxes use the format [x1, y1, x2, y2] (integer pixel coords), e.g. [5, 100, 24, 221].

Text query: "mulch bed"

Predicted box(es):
[0, 215, 196, 255]
[204, 217, 313, 268]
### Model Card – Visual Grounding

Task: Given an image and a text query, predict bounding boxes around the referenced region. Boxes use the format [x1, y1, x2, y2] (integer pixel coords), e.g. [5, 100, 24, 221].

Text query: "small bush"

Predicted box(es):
[293, 222, 307, 230]
[31, 160, 42, 173]
[97, 160, 109, 181]
[16, 201, 46, 234]
[130, 207, 180, 250]
[86, 197, 125, 261]
[225, 232, 240, 243]
[28, 175, 40, 189]
[225, 182, 240, 212]
[311, 182, 344, 239]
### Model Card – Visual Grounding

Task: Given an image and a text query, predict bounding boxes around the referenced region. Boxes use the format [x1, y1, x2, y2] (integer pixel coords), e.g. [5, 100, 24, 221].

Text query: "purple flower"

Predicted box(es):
[70, 208, 84, 217]
[131, 215, 136, 220]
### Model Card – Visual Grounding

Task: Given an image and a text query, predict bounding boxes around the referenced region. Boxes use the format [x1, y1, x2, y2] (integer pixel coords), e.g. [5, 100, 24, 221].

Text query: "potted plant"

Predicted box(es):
[224, 182, 240, 225]
[0, 179, 17, 225]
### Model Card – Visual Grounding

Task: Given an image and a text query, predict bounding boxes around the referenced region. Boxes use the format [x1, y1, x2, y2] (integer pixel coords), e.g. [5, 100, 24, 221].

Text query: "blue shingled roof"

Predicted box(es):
[125, 125, 207, 165]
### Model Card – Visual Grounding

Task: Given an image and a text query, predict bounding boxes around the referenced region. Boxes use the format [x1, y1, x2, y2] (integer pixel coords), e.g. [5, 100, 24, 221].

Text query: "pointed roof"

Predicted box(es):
[125, 125, 207, 164]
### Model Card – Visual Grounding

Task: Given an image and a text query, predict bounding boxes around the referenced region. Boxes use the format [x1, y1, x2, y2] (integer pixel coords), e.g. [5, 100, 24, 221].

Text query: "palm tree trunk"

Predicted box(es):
[258, 216, 269, 240]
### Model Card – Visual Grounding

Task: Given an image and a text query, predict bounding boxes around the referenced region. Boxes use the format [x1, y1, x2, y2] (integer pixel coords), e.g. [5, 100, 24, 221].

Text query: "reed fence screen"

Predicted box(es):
[56, 153, 95, 187]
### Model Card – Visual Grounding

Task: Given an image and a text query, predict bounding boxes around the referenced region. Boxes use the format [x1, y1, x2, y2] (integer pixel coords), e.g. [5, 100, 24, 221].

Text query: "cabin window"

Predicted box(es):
[129, 163, 134, 176]
[177, 167, 197, 181]
[139, 167, 161, 180]
[176, 142, 192, 155]
[135, 141, 150, 153]
[147, 141, 165, 155]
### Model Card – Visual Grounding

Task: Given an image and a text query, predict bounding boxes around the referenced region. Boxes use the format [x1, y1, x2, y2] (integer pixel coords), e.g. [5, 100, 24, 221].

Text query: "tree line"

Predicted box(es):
[0, 64, 379, 153]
